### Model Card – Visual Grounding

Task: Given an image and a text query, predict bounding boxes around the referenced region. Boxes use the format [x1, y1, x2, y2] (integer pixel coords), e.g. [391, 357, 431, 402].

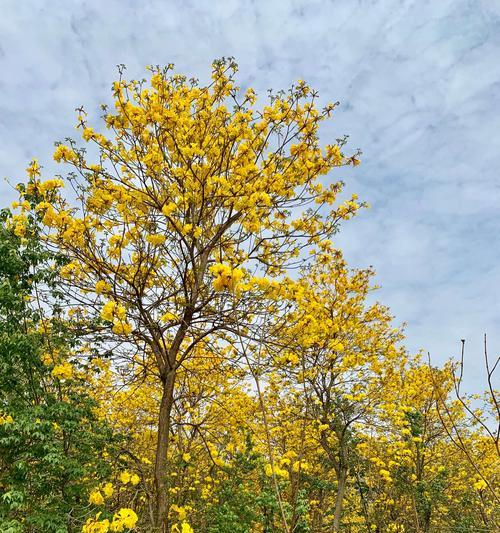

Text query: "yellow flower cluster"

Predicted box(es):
[0, 413, 13, 425]
[209, 263, 244, 293]
[53, 144, 78, 163]
[160, 311, 178, 323]
[120, 470, 140, 485]
[264, 462, 289, 480]
[172, 523, 194, 533]
[146, 233, 166, 245]
[473, 478, 487, 491]
[95, 280, 112, 294]
[82, 509, 138, 532]
[88, 489, 105, 506]
[26, 158, 41, 178]
[38, 178, 65, 193]
[100, 301, 133, 335]
[88, 482, 114, 506]
[51, 361, 73, 380]
[170, 505, 194, 533]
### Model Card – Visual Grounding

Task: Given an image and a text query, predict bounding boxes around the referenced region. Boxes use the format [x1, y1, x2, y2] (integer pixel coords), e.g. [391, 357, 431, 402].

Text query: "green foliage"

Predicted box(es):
[205, 437, 261, 533]
[204, 435, 312, 533]
[0, 212, 118, 532]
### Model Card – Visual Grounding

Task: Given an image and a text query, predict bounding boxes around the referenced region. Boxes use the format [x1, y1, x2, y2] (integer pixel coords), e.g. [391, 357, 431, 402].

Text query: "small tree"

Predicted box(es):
[430, 338, 499, 530]
[267, 250, 404, 531]
[0, 209, 117, 532]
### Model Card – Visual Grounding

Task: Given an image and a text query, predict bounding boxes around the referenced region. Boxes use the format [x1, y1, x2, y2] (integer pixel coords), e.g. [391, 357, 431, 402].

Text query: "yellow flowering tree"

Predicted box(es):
[16, 59, 362, 530]
[264, 249, 406, 531]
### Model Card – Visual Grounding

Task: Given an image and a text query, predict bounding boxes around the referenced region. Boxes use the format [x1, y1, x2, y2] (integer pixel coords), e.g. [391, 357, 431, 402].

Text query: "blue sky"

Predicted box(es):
[1, 0, 499, 387]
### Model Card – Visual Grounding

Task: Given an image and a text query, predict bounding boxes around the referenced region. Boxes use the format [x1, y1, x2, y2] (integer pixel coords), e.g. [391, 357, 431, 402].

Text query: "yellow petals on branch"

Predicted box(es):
[292, 460, 310, 473]
[112, 321, 132, 335]
[59, 263, 78, 279]
[264, 463, 289, 479]
[110, 508, 138, 531]
[26, 158, 41, 178]
[101, 301, 127, 321]
[379, 469, 393, 483]
[325, 144, 343, 165]
[95, 280, 112, 294]
[473, 479, 487, 491]
[40, 352, 54, 366]
[171, 504, 187, 521]
[160, 311, 178, 323]
[83, 508, 138, 532]
[161, 202, 177, 217]
[102, 482, 114, 498]
[101, 301, 132, 334]
[101, 301, 117, 322]
[82, 513, 110, 533]
[120, 471, 131, 484]
[82, 127, 95, 141]
[51, 361, 73, 380]
[0, 414, 14, 425]
[209, 263, 244, 293]
[146, 234, 166, 245]
[38, 178, 65, 193]
[88, 489, 105, 506]
[53, 144, 77, 163]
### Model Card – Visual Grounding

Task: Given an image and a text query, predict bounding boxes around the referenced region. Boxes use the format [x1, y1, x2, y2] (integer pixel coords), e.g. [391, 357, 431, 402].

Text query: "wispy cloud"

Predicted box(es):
[1, 0, 498, 387]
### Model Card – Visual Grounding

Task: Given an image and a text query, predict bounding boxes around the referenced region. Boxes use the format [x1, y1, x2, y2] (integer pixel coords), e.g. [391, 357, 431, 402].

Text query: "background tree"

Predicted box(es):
[263, 248, 405, 531]
[0, 208, 118, 532]
[430, 339, 499, 531]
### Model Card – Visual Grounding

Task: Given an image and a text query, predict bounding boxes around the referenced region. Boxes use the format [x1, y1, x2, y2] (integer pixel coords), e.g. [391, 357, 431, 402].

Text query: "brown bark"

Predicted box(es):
[154, 370, 176, 531]
[333, 465, 348, 532]
[319, 428, 349, 532]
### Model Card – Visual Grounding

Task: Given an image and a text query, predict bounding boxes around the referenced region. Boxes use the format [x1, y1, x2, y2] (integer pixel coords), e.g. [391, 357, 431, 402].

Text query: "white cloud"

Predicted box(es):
[0, 0, 498, 390]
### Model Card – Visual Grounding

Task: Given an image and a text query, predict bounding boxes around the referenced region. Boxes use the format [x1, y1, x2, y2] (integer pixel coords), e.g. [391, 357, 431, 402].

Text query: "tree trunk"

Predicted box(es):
[154, 370, 176, 531]
[333, 466, 348, 532]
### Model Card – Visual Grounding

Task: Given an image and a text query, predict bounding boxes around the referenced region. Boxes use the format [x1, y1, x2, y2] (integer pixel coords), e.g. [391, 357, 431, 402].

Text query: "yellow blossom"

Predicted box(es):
[120, 471, 131, 484]
[51, 361, 73, 380]
[102, 482, 114, 498]
[95, 280, 112, 294]
[88, 489, 105, 506]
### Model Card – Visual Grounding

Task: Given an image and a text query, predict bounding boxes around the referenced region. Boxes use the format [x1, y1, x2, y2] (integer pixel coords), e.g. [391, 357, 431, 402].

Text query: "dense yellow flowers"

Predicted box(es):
[102, 483, 114, 498]
[51, 361, 73, 380]
[119, 471, 131, 484]
[111, 509, 139, 531]
[209, 263, 245, 293]
[89, 489, 105, 506]
[146, 234, 167, 245]
[82, 509, 138, 532]
[264, 463, 289, 479]
[12, 59, 496, 533]
[53, 144, 77, 163]
[95, 280, 112, 294]
[473, 479, 487, 491]
[100, 301, 132, 335]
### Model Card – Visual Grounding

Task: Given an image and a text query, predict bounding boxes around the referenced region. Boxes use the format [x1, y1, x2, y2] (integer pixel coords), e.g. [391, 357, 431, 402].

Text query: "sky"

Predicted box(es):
[1, 0, 499, 388]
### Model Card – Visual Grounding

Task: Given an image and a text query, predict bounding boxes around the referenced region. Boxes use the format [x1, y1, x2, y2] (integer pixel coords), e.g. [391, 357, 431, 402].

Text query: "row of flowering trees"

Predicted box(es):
[1, 59, 497, 532]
